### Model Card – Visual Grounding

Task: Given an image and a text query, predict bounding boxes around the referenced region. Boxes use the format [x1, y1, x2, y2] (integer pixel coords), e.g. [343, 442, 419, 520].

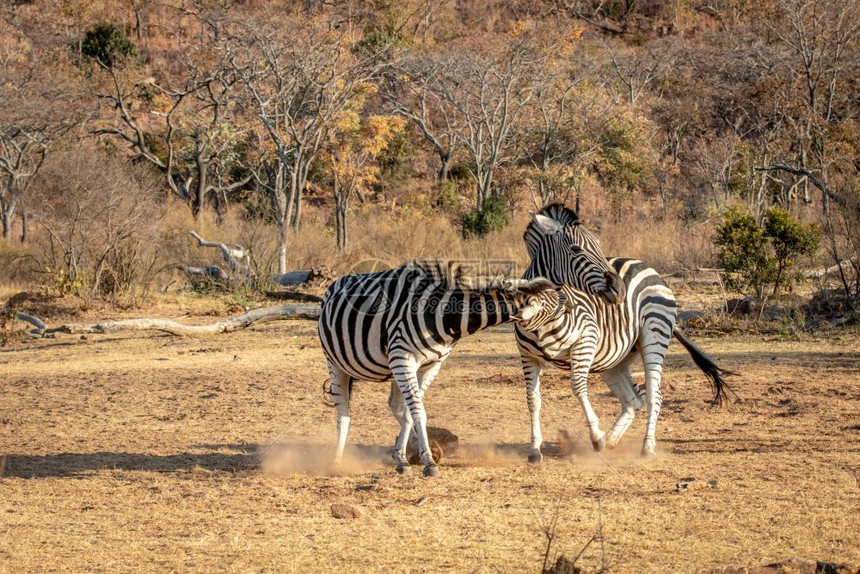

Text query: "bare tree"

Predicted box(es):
[384, 53, 462, 182]
[0, 26, 77, 241]
[418, 40, 537, 207]
[0, 126, 49, 242]
[765, 0, 860, 212]
[223, 15, 386, 272]
[91, 9, 251, 220]
[517, 58, 615, 210]
[604, 42, 671, 106]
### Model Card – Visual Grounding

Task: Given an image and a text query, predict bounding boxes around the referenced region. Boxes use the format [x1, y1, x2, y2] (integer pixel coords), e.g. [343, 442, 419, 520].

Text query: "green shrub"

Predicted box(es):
[715, 206, 820, 298]
[434, 181, 461, 214]
[764, 207, 820, 296]
[81, 23, 136, 67]
[460, 196, 510, 238]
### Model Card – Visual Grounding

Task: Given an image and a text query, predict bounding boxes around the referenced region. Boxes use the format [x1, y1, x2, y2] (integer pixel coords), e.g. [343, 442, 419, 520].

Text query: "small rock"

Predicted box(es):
[407, 439, 443, 466]
[726, 296, 767, 316]
[543, 555, 582, 574]
[676, 477, 718, 492]
[678, 309, 706, 327]
[330, 503, 360, 520]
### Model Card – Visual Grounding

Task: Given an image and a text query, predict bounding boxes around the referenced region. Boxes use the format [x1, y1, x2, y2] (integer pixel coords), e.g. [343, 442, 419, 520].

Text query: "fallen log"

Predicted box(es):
[804, 258, 857, 279]
[177, 264, 229, 280]
[273, 271, 313, 286]
[8, 310, 49, 334]
[7, 304, 320, 338]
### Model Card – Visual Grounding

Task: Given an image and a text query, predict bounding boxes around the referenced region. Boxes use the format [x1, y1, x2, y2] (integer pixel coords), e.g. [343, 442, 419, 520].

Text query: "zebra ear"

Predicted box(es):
[529, 212, 564, 235]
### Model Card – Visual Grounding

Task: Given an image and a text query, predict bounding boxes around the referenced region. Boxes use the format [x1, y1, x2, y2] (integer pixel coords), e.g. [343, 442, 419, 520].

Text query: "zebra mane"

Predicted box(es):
[527, 203, 581, 231]
[408, 260, 553, 296]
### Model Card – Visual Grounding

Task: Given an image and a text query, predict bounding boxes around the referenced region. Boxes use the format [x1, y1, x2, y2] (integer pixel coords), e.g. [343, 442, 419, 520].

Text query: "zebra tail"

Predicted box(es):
[672, 327, 732, 407]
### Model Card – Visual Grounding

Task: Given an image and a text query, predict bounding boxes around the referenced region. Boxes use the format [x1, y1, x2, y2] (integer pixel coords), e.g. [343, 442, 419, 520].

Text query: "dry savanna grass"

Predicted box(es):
[1, 300, 859, 572]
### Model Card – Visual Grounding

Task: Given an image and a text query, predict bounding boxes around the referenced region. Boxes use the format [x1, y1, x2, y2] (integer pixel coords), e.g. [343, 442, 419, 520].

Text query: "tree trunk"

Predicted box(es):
[275, 166, 294, 275]
[335, 193, 348, 251]
[293, 184, 303, 232]
[191, 155, 208, 221]
[1, 200, 16, 241]
[277, 220, 289, 276]
[20, 211, 27, 243]
[438, 154, 451, 182]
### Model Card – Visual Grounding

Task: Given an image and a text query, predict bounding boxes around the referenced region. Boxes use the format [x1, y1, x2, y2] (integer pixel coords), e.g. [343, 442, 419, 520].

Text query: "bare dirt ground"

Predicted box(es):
[1, 302, 859, 572]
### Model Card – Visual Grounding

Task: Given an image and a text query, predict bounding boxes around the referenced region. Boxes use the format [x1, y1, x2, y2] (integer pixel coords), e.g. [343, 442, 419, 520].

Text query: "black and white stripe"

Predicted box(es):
[318, 260, 562, 476]
[516, 205, 729, 460]
[524, 204, 627, 306]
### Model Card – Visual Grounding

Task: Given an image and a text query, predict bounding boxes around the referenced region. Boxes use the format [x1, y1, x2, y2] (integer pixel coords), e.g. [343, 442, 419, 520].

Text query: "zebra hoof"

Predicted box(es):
[422, 465, 441, 478]
[395, 464, 412, 475]
[641, 444, 656, 459]
[527, 451, 543, 464]
[592, 436, 606, 452]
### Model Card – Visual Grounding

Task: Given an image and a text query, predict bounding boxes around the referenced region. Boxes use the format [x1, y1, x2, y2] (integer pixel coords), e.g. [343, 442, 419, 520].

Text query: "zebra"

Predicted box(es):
[516, 204, 730, 461]
[318, 259, 566, 477]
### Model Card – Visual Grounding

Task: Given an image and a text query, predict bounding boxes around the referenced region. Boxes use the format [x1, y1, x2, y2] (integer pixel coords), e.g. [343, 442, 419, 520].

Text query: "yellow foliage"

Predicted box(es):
[150, 93, 173, 115]
[511, 20, 531, 37]
[328, 113, 405, 199]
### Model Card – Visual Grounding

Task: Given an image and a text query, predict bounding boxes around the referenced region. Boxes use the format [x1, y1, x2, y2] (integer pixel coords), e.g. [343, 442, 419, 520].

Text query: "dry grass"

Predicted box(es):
[1, 302, 859, 572]
[1, 200, 718, 301]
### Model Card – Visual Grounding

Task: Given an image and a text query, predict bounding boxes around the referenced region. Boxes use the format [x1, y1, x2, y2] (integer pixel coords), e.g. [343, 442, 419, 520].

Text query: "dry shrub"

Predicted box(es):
[597, 214, 716, 273]
[284, 204, 529, 275]
[157, 207, 284, 291]
[28, 150, 164, 299]
[0, 240, 36, 288]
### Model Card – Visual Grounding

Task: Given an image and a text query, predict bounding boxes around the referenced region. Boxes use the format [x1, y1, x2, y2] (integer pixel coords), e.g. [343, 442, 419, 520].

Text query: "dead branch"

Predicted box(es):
[804, 258, 858, 279]
[188, 230, 252, 275]
[755, 165, 855, 210]
[7, 304, 320, 338]
[8, 309, 49, 334]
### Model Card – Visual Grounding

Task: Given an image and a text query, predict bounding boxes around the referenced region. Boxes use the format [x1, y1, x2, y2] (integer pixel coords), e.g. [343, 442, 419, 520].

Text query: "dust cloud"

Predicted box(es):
[259, 442, 391, 476]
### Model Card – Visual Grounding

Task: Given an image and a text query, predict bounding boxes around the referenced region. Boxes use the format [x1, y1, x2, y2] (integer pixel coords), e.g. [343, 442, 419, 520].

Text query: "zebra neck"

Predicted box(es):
[441, 290, 515, 340]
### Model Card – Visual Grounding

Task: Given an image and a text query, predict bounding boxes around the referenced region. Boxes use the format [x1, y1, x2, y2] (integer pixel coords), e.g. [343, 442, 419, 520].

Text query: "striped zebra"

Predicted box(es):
[516, 204, 730, 460]
[319, 260, 567, 477]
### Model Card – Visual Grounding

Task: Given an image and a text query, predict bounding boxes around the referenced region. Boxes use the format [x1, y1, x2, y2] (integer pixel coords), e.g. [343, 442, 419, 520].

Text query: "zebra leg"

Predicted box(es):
[522, 358, 545, 463]
[601, 356, 644, 449]
[388, 380, 412, 474]
[569, 340, 604, 451]
[391, 358, 440, 477]
[388, 362, 442, 474]
[327, 361, 352, 465]
[639, 326, 671, 458]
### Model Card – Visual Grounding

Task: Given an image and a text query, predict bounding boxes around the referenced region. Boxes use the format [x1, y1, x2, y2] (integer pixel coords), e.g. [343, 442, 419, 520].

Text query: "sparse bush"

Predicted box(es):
[29, 151, 163, 298]
[715, 206, 820, 298]
[461, 197, 510, 239]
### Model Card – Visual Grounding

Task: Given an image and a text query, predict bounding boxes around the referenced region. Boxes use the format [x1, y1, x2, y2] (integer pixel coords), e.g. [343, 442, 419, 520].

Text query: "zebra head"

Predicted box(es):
[523, 203, 625, 305]
[506, 278, 562, 330]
